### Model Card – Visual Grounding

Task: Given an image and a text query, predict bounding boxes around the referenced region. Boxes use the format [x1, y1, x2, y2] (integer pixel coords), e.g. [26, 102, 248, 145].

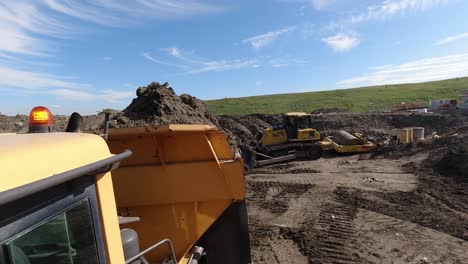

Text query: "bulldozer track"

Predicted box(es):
[262, 142, 323, 160]
[314, 202, 359, 264]
[264, 142, 315, 152]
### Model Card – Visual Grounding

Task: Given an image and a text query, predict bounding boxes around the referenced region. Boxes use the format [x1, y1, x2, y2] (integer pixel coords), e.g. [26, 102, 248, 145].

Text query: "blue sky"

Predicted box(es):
[1, 0, 468, 114]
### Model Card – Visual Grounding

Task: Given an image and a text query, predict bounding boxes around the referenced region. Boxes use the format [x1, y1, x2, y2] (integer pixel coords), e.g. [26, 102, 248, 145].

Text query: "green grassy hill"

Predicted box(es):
[205, 77, 468, 115]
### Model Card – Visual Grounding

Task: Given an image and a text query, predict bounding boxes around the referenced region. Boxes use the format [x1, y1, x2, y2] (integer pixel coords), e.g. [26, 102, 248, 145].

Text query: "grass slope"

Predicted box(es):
[205, 77, 468, 115]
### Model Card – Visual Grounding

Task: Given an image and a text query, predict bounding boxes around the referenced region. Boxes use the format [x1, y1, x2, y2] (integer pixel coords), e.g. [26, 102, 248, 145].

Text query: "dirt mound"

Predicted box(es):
[118, 82, 218, 127]
[310, 112, 465, 137]
[426, 134, 468, 182]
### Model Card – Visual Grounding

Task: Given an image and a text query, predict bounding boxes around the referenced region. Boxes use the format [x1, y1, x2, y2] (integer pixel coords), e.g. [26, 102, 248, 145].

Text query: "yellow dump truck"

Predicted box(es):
[0, 106, 251, 264]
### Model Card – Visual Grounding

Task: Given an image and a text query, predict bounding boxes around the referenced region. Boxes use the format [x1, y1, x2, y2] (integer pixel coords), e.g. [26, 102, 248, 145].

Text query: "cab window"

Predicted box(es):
[2, 200, 99, 264]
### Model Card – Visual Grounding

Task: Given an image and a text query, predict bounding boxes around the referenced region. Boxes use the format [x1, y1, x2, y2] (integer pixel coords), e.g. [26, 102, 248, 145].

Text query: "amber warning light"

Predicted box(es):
[28, 106, 56, 133]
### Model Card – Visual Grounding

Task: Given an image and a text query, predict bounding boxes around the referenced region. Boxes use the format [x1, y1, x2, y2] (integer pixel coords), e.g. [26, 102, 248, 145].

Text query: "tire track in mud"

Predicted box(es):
[250, 167, 320, 175]
[281, 195, 360, 263]
[334, 186, 468, 241]
[248, 180, 316, 263]
[247, 181, 314, 215]
[354, 210, 468, 263]
[316, 203, 359, 264]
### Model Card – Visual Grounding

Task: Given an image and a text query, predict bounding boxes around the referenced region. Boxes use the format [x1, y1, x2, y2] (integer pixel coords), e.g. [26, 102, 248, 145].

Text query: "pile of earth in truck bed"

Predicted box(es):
[114, 82, 219, 128]
[109, 81, 243, 148]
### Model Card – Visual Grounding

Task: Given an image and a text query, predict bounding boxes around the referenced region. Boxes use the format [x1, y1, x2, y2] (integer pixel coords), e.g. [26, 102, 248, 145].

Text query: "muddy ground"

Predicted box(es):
[247, 133, 468, 264]
[2, 82, 468, 263]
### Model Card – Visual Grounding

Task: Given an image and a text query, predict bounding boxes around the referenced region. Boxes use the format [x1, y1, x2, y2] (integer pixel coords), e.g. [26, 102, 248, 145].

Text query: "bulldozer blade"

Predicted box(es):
[256, 154, 296, 166]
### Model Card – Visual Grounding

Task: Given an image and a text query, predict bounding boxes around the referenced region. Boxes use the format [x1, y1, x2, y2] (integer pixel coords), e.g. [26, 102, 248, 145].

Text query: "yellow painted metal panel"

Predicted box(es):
[121, 200, 231, 261]
[95, 172, 126, 264]
[0, 132, 127, 264]
[106, 125, 246, 263]
[331, 142, 376, 153]
[262, 128, 288, 145]
[398, 128, 414, 144]
[0, 133, 113, 191]
[112, 161, 244, 206]
[296, 128, 321, 141]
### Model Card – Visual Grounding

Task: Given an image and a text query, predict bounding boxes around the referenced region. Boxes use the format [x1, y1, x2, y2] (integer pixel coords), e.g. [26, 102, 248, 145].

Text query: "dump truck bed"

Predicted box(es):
[106, 125, 250, 263]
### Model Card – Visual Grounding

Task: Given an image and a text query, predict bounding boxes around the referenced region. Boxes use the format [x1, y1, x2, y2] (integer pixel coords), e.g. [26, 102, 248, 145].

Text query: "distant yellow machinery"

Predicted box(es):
[319, 130, 376, 153]
[255, 112, 376, 165]
[397, 127, 425, 144]
[0, 106, 250, 264]
[256, 112, 323, 165]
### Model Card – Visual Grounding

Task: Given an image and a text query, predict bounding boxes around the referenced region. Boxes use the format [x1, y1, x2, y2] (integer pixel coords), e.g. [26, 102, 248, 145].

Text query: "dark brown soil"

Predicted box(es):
[247, 181, 313, 215]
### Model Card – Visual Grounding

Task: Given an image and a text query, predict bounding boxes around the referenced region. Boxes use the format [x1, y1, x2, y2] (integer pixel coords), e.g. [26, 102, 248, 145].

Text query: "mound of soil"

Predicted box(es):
[426, 135, 468, 183]
[310, 112, 465, 137]
[119, 82, 219, 127]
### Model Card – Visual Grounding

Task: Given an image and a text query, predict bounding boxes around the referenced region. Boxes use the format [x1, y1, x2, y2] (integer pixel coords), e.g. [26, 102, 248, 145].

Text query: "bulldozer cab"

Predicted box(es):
[283, 112, 320, 141]
[284, 112, 312, 138]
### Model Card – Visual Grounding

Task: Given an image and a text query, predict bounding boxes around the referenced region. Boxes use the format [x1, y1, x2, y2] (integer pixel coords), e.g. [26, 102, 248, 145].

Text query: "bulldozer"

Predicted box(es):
[0, 106, 251, 264]
[255, 112, 323, 166]
[254, 112, 376, 166]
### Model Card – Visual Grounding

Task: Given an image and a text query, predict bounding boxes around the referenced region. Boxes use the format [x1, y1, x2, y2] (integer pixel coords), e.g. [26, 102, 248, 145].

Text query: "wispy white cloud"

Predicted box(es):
[166, 47, 183, 59]
[0, 65, 89, 89]
[186, 59, 259, 74]
[144, 48, 309, 74]
[311, 0, 334, 10]
[42, 0, 223, 26]
[0, 0, 224, 109]
[436, 32, 468, 45]
[326, 0, 448, 31]
[48, 89, 133, 103]
[141, 52, 187, 69]
[145, 48, 259, 74]
[48, 89, 95, 101]
[1, 0, 223, 57]
[322, 33, 360, 52]
[243, 26, 297, 50]
[279, 0, 334, 11]
[338, 53, 468, 87]
[269, 56, 308, 68]
[0, 2, 64, 56]
[0, 65, 133, 103]
[255, 81, 264, 86]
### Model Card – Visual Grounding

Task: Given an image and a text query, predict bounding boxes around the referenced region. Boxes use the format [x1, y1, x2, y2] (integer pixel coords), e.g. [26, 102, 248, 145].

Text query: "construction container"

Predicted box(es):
[397, 128, 413, 144]
[412, 127, 425, 141]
